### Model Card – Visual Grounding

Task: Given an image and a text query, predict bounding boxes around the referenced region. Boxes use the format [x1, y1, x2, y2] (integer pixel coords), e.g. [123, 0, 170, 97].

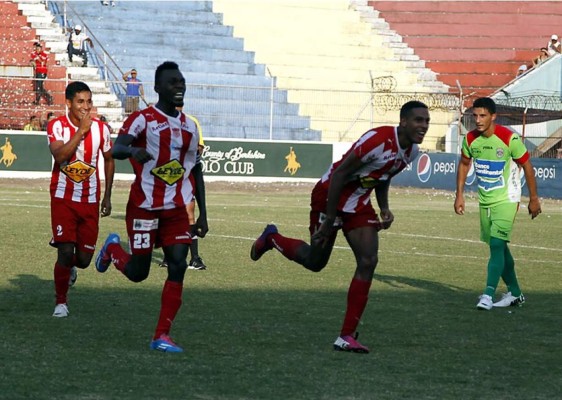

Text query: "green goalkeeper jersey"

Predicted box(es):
[461, 124, 530, 207]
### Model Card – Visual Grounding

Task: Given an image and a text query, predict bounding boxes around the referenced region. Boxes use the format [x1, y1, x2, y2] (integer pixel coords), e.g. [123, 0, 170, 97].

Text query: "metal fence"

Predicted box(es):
[3, 75, 561, 157]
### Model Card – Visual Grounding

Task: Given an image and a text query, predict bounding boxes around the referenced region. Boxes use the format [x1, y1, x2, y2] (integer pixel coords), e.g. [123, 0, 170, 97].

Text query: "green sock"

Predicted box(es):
[501, 246, 521, 297]
[484, 237, 506, 297]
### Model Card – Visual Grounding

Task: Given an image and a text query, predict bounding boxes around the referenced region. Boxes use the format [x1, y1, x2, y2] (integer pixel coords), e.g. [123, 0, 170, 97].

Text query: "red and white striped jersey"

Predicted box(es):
[119, 106, 199, 210]
[47, 115, 112, 203]
[319, 126, 419, 213]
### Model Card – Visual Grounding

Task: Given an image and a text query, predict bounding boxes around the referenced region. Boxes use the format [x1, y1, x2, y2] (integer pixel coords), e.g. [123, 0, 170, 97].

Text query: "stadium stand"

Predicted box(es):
[52, 0, 321, 141]
[213, 0, 457, 147]
[368, 1, 562, 101]
[0, 0, 67, 129]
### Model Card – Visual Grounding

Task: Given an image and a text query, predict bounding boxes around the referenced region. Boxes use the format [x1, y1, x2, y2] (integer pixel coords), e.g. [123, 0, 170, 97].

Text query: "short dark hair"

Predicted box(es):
[400, 100, 428, 118]
[65, 81, 91, 101]
[47, 112, 54, 118]
[473, 97, 496, 114]
[155, 61, 179, 84]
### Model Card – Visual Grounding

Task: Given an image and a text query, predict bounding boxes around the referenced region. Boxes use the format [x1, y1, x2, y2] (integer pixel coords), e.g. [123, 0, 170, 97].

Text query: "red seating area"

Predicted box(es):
[370, 1, 561, 100]
[0, 1, 66, 129]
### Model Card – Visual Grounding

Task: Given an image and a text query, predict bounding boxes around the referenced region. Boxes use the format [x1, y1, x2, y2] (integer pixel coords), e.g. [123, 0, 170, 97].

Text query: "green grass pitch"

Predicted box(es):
[0, 179, 560, 400]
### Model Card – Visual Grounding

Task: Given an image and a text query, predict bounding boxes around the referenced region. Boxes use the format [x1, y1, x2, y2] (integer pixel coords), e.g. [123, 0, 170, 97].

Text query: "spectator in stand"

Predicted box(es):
[99, 115, 113, 134]
[516, 64, 528, 77]
[67, 25, 94, 67]
[123, 69, 144, 115]
[546, 34, 561, 56]
[42, 112, 55, 130]
[532, 47, 550, 67]
[24, 115, 41, 131]
[29, 42, 53, 105]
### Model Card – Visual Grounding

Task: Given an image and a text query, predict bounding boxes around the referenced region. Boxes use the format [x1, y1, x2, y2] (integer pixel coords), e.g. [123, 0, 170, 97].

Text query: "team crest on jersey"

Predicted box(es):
[61, 160, 96, 183]
[171, 127, 181, 137]
[150, 159, 185, 185]
[496, 148, 504, 158]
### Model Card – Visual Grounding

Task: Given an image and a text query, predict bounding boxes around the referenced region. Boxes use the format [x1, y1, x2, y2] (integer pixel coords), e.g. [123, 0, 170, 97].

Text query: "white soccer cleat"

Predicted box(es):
[493, 292, 525, 308]
[53, 303, 69, 318]
[476, 294, 493, 310]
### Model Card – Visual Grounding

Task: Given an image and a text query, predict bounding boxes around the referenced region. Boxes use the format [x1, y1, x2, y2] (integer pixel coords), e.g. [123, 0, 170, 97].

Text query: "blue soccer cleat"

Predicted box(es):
[250, 224, 278, 261]
[95, 233, 120, 273]
[150, 334, 184, 353]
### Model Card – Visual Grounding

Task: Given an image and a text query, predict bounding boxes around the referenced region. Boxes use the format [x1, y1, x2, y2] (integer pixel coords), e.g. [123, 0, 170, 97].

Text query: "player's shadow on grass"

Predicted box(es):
[375, 273, 469, 294]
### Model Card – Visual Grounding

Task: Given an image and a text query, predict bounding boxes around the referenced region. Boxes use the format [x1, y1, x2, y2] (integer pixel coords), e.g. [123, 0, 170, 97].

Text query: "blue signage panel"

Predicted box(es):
[392, 152, 561, 199]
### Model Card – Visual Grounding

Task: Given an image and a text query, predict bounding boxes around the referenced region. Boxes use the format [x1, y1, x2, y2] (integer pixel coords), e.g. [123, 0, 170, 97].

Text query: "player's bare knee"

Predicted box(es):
[56, 251, 74, 267]
[128, 269, 149, 283]
[357, 254, 378, 270]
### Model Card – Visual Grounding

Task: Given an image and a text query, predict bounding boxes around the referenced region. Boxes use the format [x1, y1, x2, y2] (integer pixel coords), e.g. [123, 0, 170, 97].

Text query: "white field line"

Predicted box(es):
[2, 200, 559, 256]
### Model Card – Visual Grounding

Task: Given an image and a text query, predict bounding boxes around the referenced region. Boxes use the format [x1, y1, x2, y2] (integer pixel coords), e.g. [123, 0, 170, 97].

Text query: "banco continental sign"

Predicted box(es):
[0, 137, 17, 167]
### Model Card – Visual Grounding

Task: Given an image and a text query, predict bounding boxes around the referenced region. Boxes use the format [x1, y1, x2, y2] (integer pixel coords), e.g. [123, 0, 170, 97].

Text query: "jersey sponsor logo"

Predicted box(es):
[474, 159, 505, 191]
[133, 218, 159, 231]
[150, 159, 186, 185]
[154, 121, 169, 133]
[416, 153, 432, 183]
[61, 160, 96, 183]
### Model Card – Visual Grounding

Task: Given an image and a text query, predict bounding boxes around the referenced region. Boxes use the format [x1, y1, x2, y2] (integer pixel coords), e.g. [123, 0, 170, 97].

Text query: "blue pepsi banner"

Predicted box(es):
[392, 152, 561, 199]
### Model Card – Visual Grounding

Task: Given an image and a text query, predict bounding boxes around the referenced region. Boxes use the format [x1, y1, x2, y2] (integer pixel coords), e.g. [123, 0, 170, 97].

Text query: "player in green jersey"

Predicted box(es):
[454, 97, 541, 310]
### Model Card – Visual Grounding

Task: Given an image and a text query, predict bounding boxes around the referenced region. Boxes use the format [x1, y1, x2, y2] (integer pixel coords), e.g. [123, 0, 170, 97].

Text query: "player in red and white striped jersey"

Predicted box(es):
[250, 101, 430, 353]
[95, 61, 208, 353]
[47, 81, 115, 318]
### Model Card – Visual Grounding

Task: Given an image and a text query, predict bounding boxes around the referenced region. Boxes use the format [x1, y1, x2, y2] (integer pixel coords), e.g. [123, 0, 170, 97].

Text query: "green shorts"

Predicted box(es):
[479, 202, 518, 244]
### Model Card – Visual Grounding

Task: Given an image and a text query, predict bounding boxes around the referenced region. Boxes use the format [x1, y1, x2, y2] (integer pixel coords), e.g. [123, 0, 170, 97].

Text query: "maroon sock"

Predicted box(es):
[269, 233, 306, 261]
[340, 278, 372, 337]
[153, 280, 183, 339]
[107, 242, 130, 273]
[54, 262, 71, 304]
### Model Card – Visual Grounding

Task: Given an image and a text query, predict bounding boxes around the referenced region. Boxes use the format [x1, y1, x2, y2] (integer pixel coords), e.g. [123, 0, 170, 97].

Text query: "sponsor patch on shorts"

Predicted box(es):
[133, 218, 159, 231]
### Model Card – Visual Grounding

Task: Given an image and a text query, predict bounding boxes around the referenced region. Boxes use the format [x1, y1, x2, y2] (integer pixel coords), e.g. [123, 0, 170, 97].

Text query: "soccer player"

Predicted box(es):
[160, 109, 207, 270]
[250, 101, 430, 353]
[95, 61, 208, 353]
[47, 81, 114, 318]
[454, 97, 541, 310]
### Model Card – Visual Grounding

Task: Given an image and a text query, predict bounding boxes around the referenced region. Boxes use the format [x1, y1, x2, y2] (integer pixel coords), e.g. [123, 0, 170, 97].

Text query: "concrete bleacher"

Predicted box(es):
[54, 0, 320, 141]
[212, 0, 457, 147]
[0, 0, 125, 129]
[0, 0, 68, 129]
[368, 0, 562, 101]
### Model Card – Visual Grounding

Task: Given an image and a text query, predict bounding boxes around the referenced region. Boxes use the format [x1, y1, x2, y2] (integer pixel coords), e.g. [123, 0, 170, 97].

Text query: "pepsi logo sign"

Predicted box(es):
[417, 153, 432, 183]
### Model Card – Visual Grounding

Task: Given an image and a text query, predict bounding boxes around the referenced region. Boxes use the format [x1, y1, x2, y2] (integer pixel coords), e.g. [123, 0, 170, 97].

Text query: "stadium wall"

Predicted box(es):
[1, 131, 560, 199]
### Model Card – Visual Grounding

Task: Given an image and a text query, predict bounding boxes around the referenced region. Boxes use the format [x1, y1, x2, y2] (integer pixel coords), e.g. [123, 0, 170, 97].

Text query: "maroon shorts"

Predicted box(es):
[309, 181, 380, 236]
[50, 197, 99, 254]
[126, 202, 192, 255]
